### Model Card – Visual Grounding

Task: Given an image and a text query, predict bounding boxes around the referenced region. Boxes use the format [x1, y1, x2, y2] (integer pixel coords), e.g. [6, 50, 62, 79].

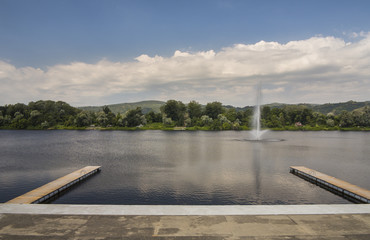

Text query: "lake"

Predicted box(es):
[0, 130, 369, 205]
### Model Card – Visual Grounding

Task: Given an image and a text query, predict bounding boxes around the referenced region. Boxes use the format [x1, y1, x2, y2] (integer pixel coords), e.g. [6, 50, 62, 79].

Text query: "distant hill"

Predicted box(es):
[79, 100, 165, 114]
[78, 100, 369, 115]
[311, 101, 370, 115]
[255, 101, 369, 115]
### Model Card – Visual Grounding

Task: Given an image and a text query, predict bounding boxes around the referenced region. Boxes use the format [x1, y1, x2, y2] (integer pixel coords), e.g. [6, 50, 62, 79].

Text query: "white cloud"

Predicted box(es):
[343, 31, 368, 39]
[1, 33, 370, 106]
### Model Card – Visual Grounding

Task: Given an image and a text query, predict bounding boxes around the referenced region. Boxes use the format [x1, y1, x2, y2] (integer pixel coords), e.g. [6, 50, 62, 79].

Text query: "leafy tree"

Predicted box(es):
[184, 117, 192, 127]
[233, 119, 241, 130]
[96, 112, 109, 127]
[75, 111, 91, 127]
[0, 99, 368, 130]
[261, 106, 271, 121]
[29, 110, 42, 126]
[312, 112, 327, 126]
[163, 117, 173, 126]
[338, 111, 354, 127]
[11, 112, 28, 129]
[281, 105, 313, 126]
[200, 115, 213, 126]
[326, 119, 335, 127]
[106, 112, 116, 126]
[145, 111, 162, 123]
[163, 100, 186, 126]
[218, 114, 232, 130]
[188, 101, 202, 120]
[205, 102, 224, 119]
[225, 108, 237, 122]
[140, 115, 147, 125]
[65, 116, 75, 126]
[301, 108, 313, 125]
[267, 115, 281, 128]
[352, 107, 370, 127]
[41, 121, 49, 129]
[103, 106, 112, 114]
[125, 107, 144, 127]
[361, 106, 370, 127]
[239, 109, 253, 127]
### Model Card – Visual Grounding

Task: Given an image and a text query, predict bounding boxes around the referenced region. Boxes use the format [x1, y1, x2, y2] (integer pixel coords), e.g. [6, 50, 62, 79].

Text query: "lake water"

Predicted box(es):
[0, 130, 369, 205]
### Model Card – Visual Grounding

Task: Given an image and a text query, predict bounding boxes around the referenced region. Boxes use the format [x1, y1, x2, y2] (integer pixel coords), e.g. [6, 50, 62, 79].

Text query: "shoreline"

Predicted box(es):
[1, 126, 370, 131]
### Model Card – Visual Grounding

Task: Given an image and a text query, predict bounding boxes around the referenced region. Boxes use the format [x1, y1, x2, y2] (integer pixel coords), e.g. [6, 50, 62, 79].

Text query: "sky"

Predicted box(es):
[1, 0, 370, 107]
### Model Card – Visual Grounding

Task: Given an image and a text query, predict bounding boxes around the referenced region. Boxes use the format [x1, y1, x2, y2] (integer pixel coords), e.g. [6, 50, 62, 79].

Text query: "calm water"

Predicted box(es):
[0, 130, 369, 205]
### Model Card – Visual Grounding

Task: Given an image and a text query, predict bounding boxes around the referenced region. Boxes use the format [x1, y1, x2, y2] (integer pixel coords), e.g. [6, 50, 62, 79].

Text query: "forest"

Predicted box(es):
[0, 100, 369, 130]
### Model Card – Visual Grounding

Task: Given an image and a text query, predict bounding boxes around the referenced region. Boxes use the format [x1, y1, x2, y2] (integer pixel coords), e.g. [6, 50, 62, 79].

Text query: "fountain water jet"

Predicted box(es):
[251, 82, 268, 140]
[235, 82, 284, 142]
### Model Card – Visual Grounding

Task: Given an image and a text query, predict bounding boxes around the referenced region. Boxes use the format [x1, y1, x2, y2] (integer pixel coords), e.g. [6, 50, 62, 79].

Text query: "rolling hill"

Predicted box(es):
[79, 100, 165, 114]
[79, 100, 369, 115]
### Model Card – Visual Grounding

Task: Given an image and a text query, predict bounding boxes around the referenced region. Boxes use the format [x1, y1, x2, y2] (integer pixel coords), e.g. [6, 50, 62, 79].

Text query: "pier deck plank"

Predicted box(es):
[6, 166, 101, 204]
[290, 166, 370, 202]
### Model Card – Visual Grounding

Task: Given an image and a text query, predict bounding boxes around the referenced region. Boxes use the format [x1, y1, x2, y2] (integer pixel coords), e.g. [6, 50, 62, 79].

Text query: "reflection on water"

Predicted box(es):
[0, 130, 369, 204]
[252, 143, 262, 204]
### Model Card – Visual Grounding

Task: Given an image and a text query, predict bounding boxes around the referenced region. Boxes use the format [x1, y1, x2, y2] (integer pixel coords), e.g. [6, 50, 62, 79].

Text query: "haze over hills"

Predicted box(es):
[79, 100, 165, 114]
[260, 101, 370, 115]
[79, 100, 370, 115]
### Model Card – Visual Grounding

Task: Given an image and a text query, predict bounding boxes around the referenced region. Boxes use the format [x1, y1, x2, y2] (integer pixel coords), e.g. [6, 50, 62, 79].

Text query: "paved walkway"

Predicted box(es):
[1, 204, 370, 239]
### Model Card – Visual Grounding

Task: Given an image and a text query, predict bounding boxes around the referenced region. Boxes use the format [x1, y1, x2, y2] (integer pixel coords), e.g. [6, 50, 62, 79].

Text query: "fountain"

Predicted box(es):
[251, 82, 268, 141]
[237, 82, 285, 142]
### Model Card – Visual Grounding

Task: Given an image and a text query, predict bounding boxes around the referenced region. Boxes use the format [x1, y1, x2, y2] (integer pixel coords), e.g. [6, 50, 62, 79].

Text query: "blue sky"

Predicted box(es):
[1, 0, 370, 106]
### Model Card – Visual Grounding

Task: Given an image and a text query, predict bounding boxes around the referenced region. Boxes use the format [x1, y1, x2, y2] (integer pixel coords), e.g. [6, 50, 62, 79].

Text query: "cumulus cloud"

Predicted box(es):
[1, 33, 370, 106]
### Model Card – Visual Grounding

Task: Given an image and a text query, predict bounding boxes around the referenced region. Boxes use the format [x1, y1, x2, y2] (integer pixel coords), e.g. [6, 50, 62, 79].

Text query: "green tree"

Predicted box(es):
[240, 109, 253, 127]
[106, 112, 116, 126]
[11, 112, 28, 129]
[6, 103, 28, 117]
[29, 110, 42, 126]
[352, 107, 370, 127]
[261, 106, 271, 121]
[184, 117, 192, 127]
[145, 111, 162, 123]
[103, 106, 112, 114]
[41, 121, 49, 129]
[218, 114, 232, 130]
[75, 111, 90, 127]
[96, 112, 109, 127]
[65, 116, 75, 126]
[187, 101, 202, 120]
[205, 102, 224, 119]
[233, 119, 241, 130]
[163, 100, 186, 126]
[361, 106, 370, 127]
[163, 117, 173, 126]
[225, 108, 237, 122]
[338, 111, 354, 127]
[267, 115, 281, 128]
[326, 119, 335, 127]
[200, 115, 213, 126]
[312, 112, 326, 126]
[125, 107, 144, 127]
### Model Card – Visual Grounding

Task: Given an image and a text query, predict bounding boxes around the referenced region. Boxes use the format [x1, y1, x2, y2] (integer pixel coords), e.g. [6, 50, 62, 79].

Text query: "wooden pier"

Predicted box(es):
[6, 166, 101, 204]
[290, 166, 370, 203]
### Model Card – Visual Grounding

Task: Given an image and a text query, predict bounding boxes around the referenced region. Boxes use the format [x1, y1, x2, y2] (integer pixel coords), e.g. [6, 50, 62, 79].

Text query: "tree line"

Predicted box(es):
[0, 100, 369, 130]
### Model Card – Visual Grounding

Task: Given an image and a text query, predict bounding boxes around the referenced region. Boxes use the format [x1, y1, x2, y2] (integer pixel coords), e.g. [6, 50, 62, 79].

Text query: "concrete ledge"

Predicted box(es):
[1, 204, 370, 215]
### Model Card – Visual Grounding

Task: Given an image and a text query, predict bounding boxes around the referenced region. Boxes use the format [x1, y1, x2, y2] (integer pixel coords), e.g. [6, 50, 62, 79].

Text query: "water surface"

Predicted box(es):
[0, 130, 369, 204]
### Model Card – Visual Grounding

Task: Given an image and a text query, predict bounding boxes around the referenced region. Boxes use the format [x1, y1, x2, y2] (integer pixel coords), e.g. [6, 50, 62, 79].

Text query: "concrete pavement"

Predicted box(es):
[1, 204, 370, 239]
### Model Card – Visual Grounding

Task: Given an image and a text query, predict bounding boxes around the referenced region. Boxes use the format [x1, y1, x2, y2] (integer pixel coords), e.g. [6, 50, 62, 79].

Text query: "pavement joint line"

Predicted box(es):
[1, 204, 370, 215]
